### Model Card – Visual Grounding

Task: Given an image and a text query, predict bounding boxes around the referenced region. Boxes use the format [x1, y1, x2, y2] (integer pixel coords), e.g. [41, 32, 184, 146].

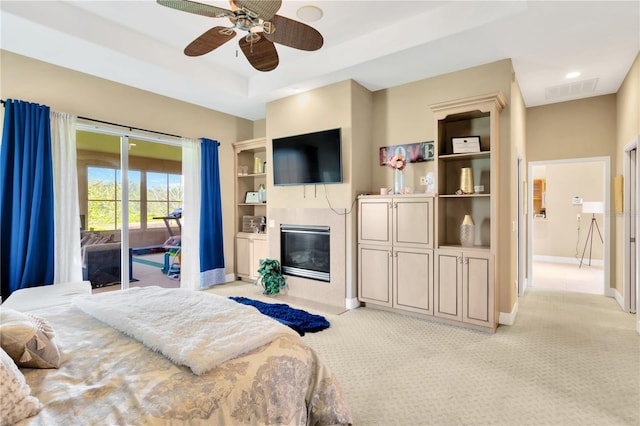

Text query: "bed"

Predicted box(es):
[0, 286, 352, 425]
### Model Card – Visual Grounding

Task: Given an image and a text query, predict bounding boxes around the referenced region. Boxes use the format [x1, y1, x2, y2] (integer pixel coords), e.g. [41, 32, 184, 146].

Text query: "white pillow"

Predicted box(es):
[0, 308, 61, 368]
[0, 347, 41, 425]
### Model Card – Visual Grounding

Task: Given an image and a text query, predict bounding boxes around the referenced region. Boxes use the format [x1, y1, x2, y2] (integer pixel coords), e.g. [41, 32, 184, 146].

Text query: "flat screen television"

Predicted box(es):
[272, 128, 342, 186]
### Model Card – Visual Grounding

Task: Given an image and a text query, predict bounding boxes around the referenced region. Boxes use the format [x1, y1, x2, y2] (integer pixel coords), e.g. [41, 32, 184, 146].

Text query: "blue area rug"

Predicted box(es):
[229, 297, 330, 336]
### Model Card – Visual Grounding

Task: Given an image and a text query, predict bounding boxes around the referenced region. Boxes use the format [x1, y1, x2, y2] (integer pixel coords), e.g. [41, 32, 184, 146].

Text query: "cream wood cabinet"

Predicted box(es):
[235, 234, 267, 280]
[434, 249, 494, 327]
[358, 195, 434, 314]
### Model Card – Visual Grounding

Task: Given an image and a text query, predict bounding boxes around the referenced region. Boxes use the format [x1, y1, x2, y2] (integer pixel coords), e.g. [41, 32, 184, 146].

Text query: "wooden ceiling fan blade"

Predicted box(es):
[263, 15, 323, 51]
[231, 0, 281, 21]
[239, 34, 279, 72]
[157, 0, 233, 19]
[184, 26, 235, 57]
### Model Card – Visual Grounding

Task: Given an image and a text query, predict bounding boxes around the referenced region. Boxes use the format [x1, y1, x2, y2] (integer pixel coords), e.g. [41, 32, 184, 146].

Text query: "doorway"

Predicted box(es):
[527, 157, 610, 295]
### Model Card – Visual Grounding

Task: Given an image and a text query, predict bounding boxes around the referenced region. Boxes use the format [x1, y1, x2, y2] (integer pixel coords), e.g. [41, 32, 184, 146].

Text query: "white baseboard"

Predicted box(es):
[499, 300, 518, 326]
[345, 297, 360, 310]
[610, 287, 625, 309]
[533, 255, 604, 266]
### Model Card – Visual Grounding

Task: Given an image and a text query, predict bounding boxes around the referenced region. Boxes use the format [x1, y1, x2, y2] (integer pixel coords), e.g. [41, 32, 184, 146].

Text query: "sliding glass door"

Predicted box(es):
[77, 128, 182, 292]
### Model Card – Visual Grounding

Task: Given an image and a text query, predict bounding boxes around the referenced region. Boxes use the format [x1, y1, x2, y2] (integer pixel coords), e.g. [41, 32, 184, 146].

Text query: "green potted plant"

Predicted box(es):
[254, 258, 287, 295]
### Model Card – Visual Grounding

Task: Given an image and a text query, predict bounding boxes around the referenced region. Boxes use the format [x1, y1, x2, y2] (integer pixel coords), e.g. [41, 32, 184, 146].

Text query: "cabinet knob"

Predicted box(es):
[458, 256, 463, 264]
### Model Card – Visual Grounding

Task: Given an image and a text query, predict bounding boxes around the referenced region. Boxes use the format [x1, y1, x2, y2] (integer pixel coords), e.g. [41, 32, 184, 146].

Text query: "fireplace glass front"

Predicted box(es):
[280, 225, 330, 282]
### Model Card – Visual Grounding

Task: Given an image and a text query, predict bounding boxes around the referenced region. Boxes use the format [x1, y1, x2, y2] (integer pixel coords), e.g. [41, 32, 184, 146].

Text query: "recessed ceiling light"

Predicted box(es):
[566, 71, 581, 79]
[296, 5, 323, 22]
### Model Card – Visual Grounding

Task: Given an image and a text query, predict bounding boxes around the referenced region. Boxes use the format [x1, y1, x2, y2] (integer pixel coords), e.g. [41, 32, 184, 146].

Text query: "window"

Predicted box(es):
[87, 167, 141, 230]
[147, 172, 183, 229]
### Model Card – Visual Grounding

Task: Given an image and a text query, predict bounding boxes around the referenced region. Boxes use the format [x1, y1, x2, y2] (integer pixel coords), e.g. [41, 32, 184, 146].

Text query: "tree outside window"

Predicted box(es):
[147, 172, 183, 228]
[87, 167, 141, 230]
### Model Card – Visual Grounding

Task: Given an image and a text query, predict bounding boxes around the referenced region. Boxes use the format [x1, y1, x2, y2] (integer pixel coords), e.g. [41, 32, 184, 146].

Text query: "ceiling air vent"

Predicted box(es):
[545, 78, 599, 100]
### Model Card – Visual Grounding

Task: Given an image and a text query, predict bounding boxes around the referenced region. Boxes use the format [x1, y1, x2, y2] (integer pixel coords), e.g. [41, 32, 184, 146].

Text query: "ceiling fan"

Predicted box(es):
[157, 0, 324, 72]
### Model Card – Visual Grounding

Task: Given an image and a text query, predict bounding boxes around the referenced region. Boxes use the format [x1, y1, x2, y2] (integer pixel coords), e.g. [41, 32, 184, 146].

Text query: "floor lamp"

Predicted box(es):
[580, 201, 604, 268]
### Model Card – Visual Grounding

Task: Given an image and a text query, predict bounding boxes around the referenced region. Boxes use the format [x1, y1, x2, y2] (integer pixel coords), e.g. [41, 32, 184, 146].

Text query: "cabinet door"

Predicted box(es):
[394, 247, 433, 314]
[358, 244, 392, 306]
[462, 252, 494, 328]
[358, 199, 392, 245]
[394, 198, 433, 248]
[235, 236, 250, 278]
[250, 237, 268, 280]
[434, 249, 462, 321]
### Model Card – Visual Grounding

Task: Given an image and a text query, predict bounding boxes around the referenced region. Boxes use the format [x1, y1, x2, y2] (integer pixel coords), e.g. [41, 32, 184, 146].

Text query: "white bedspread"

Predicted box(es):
[73, 286, 299, 375]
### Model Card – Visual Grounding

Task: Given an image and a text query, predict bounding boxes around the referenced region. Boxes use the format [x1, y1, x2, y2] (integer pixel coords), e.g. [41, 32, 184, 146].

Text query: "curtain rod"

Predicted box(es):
[76, 115, 183, 139]
[2, 99, 222, 146]
[2, 99, 182, 139]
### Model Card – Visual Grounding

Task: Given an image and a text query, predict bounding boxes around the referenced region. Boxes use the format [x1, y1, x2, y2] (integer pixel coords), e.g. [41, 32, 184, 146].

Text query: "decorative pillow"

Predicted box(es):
[0, 308, 61, 368]
[0, 347, 41, 425]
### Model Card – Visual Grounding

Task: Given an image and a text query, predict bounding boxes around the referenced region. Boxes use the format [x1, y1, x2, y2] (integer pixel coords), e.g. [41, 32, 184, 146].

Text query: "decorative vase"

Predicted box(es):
[460, 214, 475, 247]
[253, 156, 263, 174]
[394, 169, 405, 194]
[258, 184, 267, 203]
[460, 167, 474, 194]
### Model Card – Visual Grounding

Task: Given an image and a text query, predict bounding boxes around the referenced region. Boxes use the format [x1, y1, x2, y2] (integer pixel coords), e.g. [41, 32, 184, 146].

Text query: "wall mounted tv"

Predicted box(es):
[272, 128, 343, 186]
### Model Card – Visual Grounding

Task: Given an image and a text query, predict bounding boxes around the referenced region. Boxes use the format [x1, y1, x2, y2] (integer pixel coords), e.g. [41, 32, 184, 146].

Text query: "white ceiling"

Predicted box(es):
[1, 1, 638, 121]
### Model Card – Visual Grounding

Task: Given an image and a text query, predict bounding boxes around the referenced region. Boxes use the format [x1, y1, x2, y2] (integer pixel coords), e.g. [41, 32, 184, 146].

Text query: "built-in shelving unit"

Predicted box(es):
[431, 92, 506, 331]
[233, 138, 268, 280]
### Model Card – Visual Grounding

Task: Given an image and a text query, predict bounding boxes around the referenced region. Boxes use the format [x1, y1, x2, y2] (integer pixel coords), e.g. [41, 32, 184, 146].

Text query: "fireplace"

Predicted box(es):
[280, 224, 330, 282]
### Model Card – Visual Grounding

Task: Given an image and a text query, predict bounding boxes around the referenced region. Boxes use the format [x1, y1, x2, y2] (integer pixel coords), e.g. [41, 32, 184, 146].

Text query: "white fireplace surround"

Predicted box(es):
[268, 208, 347, 311]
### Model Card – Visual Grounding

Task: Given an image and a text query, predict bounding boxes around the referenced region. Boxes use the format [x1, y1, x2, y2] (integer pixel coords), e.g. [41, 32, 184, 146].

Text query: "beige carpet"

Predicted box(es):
[207, 282, 640, 425]
[532, 260, 604, 295]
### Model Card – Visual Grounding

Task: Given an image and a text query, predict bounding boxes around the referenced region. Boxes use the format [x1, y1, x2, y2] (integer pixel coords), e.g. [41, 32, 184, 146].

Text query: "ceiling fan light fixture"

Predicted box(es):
[296, 5, 323, 22]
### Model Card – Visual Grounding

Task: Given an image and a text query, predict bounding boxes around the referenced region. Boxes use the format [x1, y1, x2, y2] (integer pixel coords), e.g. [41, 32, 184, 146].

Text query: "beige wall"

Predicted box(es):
[615, 52, 640, 298]
[616, 53, 640, 148]
[0, 50, 254, 279]
[371, 59, 517, 315]
[532, 162, 605, 260]
[253, 119, 266, 139]
[527, 95, 617, 162]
